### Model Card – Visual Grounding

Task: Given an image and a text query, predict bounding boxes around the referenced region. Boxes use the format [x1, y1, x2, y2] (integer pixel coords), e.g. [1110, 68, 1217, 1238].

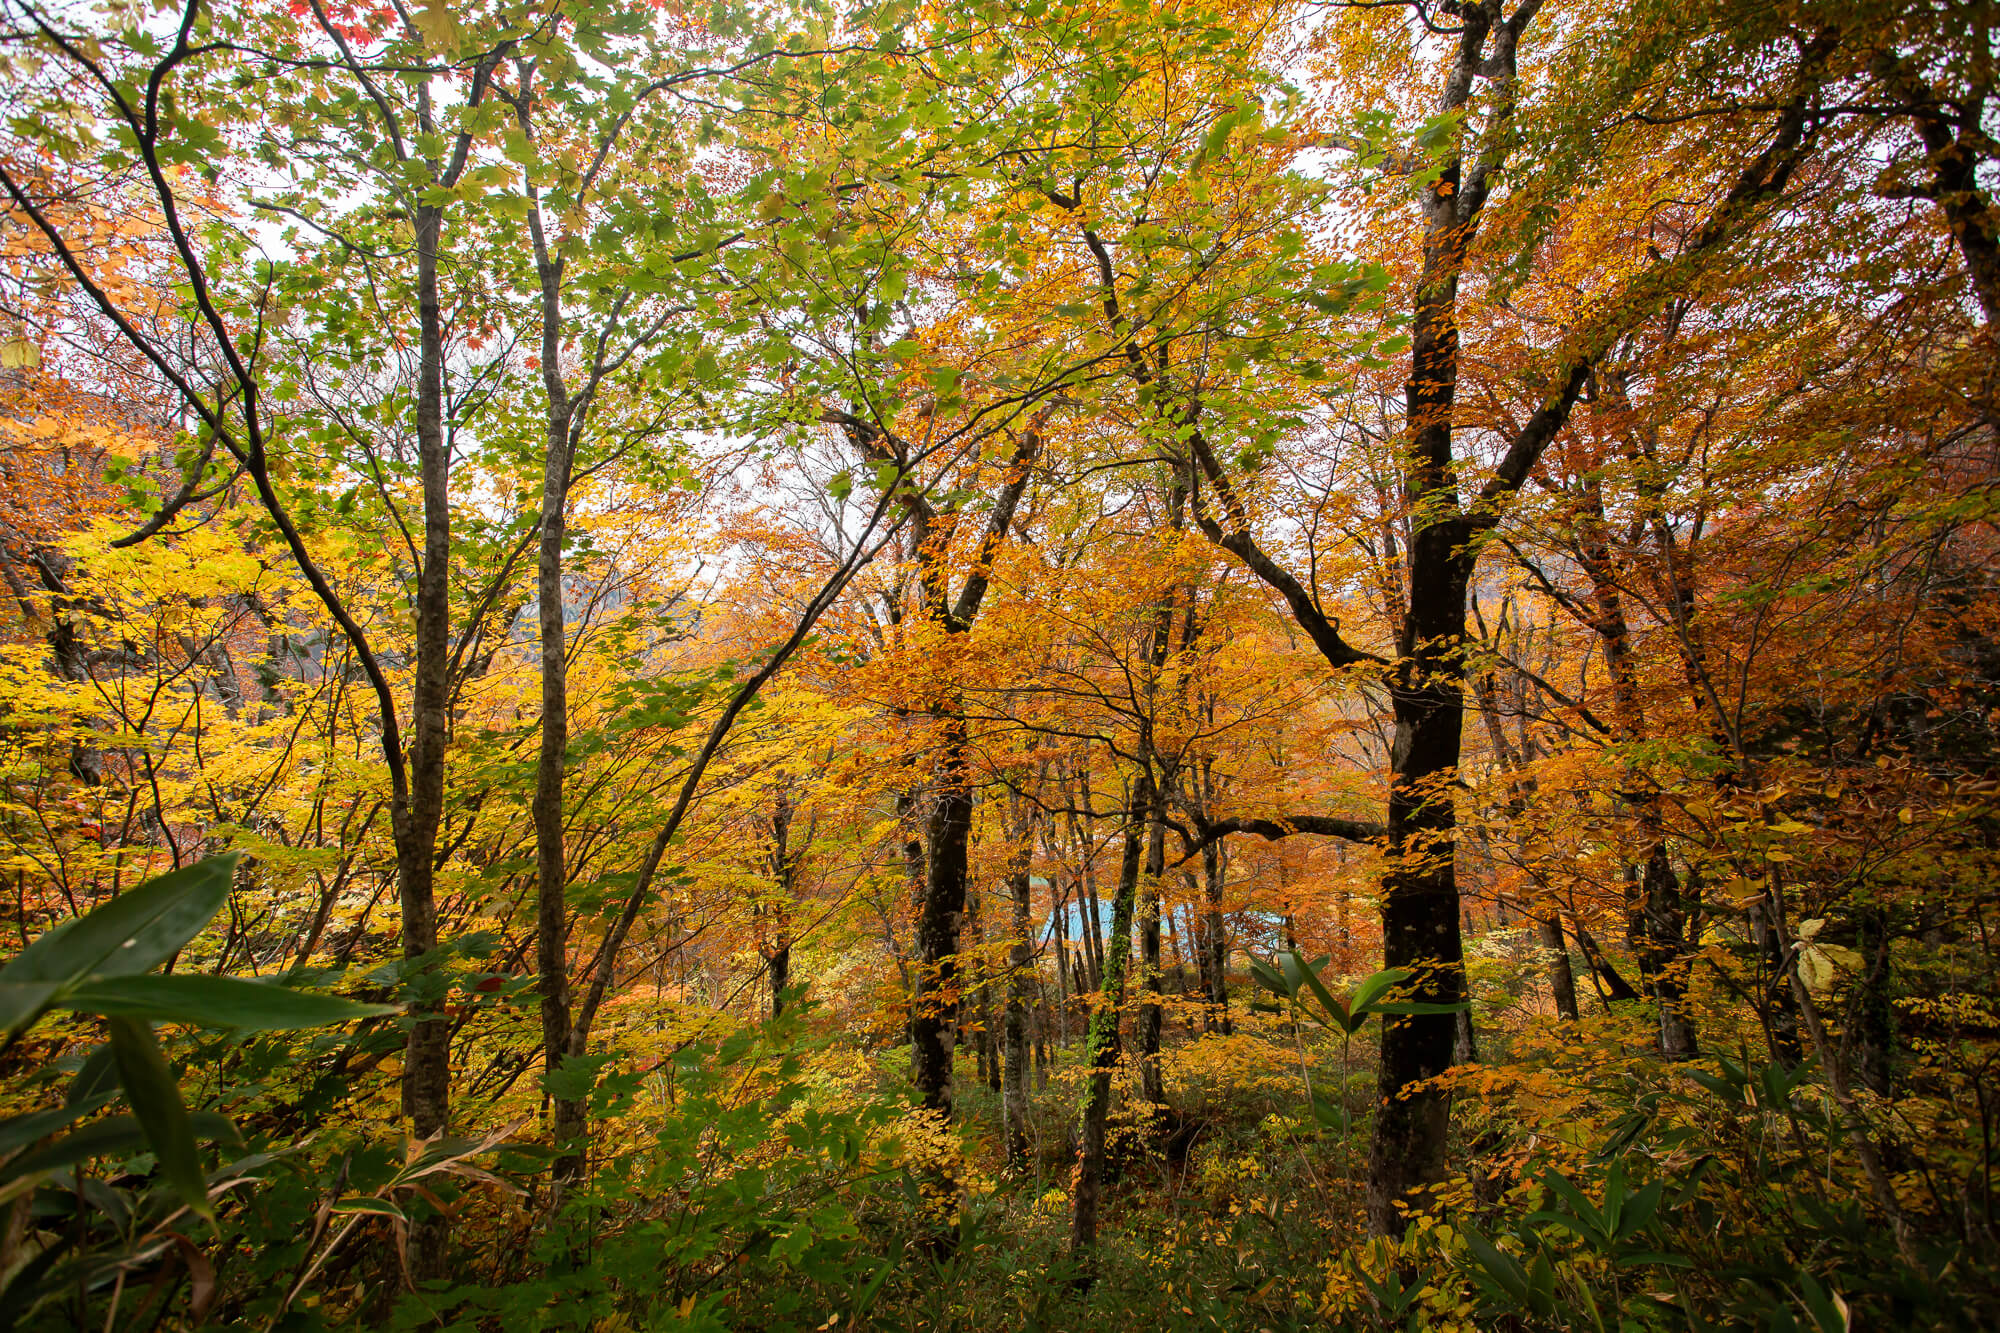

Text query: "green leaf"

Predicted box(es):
[1462, 1225, 1530, 1305]
[1347, 967, 1411, 1017]
[66, 1045, 120, 1110]
[0, 854, 239, 1036]
[1286, 950, 1355, 1033]
[0, 1111, 237, 1187]
[0, 1106, 83, 1159]
[107, 1017, 212, 1220]
[331, 1197, 408, 1221]
[66, 975, 394, 1031]
[1247, 956, 1291, 998]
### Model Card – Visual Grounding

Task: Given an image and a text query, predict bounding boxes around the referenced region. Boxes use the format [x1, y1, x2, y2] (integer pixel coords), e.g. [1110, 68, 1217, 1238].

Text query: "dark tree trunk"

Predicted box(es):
[1367, 527, 1477, 1233]
[1199, 835, 1232, 1034]
[1752, 901, 1805, 1067]
[1874, 52, 2000, 325]
[1637, 846, 1699, 1060]
[904, 430, 1042, 1116]
[769, 941, 791, 1020]
[1574, 923, 1642, 1005]
[1137, 806, 1167, 1106]
[912, 714, 972, 1113]
[1854, 904, 1896, 1096]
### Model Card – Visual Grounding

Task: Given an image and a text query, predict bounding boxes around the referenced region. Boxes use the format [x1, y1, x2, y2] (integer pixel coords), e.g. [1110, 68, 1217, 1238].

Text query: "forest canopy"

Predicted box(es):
[0, 0, 1996, 1328]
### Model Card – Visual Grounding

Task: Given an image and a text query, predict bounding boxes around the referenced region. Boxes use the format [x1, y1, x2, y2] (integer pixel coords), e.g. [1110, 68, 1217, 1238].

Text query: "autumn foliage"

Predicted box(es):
[0, 0, 1997, 1328]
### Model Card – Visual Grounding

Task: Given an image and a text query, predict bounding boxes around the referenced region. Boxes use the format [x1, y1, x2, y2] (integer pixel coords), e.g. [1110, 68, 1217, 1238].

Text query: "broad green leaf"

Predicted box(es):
[0, 854, 239, 1034]
[1247, 956, 1290, 998]
[1286, 950, 1354, 1033]
[0, 1111, 237, 1187]
[67, 975, 394, 1031]
[331, 1197, 408, 1221]
[66, 1045, 119, 1110]
[1347, 966, 1411, 1016]
[107, 1017, 212, 1220]
[0, 984, 58, 1042]
[0, 1106, 82, 1159]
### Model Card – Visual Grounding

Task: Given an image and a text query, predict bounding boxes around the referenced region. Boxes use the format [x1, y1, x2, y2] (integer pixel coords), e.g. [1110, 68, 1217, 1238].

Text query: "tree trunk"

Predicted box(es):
[1638, 845, 1698, 1060]
[1538, 914, 1580, 1022]
[1199, 836, 1231, 1033]
[521, 136, 585, 1187]
[1137, 806, 1167, 1106]
[398, 195, 456, 1281]
[1367, 532, 1476, 1234]
[1576, 469, 1699, 1061]
[769, 940, 791, 1020]
[1003, 834, 1035, 1169]
[913, 713, 972, 1114]
[1855, 904, 1895, 1096]
[1069, 766, 1151, 1267]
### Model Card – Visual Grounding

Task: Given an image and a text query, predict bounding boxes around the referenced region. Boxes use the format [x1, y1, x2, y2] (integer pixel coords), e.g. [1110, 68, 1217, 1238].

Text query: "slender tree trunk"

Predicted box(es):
[1576, 470, 1699, 1060]
[1003, 830, 1035, 1169]
[1081, 842, 1106, 991]
[1052, 879, 1072, 1048]
[913, 713, 972, 1113]
[1137, 807, 1166, 1106]
[1070, 766, 1151, 1268]
[521, 137, 585, 1186]
[1638, 846, 1698, 1059]
[1201, 837, 1231, 1033]
[398, 196, 456, 1281]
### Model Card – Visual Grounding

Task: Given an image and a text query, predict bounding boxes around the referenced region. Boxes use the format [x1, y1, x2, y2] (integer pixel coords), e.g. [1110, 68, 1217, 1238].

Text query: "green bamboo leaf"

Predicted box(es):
[1347, 966, 1411, 1016]
[0, 854, 239, 1038]
[66, 1045, 119, 1110]
[67, 975, 394, 1031]
[1247, 956, 1291, 997]
[107, 1017, 212, 1220]
[0, 1106, 83, 1159]
[1287, 949, 1355, 1033]
[0, 1111, 237, 1186]
[331, 1197, 408, 1221]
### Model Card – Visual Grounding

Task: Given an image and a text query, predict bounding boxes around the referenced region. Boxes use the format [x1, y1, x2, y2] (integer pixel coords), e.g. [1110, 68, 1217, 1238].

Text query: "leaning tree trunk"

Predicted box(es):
[1537, 914, 1581, 1022]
